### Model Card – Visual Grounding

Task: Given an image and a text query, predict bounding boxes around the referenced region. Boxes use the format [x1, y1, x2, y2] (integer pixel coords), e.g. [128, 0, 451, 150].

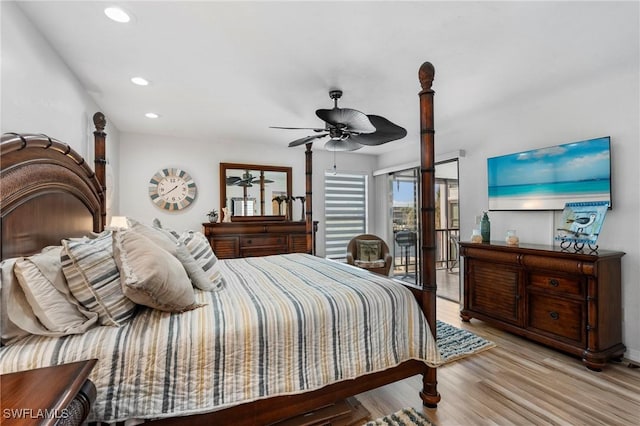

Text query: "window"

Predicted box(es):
[324, 171, 368, 260]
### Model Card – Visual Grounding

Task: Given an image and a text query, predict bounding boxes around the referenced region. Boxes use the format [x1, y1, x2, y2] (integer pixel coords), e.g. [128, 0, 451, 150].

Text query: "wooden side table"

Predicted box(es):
[1, 359, 97, 425]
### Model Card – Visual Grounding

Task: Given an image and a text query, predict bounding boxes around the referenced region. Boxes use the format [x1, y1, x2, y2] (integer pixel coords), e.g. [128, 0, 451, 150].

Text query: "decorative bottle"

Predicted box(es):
[480, 211, 491, 243]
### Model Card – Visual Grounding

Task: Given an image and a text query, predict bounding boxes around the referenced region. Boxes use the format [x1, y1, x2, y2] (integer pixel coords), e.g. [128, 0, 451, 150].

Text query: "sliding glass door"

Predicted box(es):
[390, 168, 420, 286]
[389, 160, 460, 301]
[435, 160, 460, 302]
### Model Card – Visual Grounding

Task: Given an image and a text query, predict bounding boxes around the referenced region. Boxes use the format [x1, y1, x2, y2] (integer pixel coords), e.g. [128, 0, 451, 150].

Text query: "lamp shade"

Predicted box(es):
[109, 216, 129, 229]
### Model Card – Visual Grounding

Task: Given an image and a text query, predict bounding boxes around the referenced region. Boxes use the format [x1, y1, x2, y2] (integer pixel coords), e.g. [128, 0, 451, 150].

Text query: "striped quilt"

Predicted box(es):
[0, 253, 440, 422]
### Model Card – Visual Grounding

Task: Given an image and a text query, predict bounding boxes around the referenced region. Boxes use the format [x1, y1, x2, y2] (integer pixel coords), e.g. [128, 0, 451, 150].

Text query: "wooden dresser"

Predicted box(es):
[459, 241, 625, 370]
[203, 221, 310, 259]
[1, 359, 97, 425]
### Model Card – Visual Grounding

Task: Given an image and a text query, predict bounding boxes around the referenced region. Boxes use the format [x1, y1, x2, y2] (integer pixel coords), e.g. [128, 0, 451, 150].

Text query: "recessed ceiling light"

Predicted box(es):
[131, 77, 149, 86]
[104, 7, 130, 23]
[145, 112, 159, 119]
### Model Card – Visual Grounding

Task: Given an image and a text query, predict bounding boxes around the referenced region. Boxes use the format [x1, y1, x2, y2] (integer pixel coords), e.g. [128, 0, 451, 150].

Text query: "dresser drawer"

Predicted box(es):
[240, 235, 287, 248]
[211, 237, 239, 259]
[527, 292, 584, 344]
[529, 273, 584, 296]
[289, 234, 308, 253]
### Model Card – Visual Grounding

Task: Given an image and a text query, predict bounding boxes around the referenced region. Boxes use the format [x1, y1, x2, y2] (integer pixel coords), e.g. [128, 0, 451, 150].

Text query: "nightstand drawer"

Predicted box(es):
[529, 273, 584, 296]
[528, 293, 584, 344]
[240, 235, 287, 248]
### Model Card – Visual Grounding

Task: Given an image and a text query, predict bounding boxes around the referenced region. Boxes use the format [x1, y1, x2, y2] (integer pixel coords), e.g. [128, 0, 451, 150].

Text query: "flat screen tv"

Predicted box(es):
[487, 136, 611, 211]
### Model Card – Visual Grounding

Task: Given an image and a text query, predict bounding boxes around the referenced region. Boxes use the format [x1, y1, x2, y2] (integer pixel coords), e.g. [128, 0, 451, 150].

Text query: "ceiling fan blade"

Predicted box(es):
[316, 108, 376, 134]
[324, 139, 362, 152]
[349, 115, 407, 146]
[288, 133, 328, 147]
[270, 126, 326, 132]
[250, 178, 274, 184]
[226, 176, 242, 185]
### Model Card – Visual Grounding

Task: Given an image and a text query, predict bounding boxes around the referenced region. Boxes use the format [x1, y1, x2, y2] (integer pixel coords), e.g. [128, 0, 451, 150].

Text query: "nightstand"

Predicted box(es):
[1, 359, 97, 425]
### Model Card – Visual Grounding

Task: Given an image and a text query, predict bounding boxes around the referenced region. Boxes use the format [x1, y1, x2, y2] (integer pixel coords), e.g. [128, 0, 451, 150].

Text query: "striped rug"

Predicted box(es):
[436, 320, 495, 364]
[365, 407, 433, 426]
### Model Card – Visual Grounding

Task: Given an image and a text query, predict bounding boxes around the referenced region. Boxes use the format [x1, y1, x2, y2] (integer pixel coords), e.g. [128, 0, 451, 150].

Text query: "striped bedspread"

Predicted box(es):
[0, 253, 440, 422]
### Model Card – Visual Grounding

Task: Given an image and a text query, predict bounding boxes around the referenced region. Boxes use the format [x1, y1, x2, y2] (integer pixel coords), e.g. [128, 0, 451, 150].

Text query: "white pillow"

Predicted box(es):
[14, 247, 98, 334]
[61, 231, 136, 326]
[112, 229, 202, 312]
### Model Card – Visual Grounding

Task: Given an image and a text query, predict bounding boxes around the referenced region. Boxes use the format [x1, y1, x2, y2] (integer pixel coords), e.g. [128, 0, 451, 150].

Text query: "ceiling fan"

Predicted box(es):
[226, 171, 273, 187]
[271, 90, 407, 151]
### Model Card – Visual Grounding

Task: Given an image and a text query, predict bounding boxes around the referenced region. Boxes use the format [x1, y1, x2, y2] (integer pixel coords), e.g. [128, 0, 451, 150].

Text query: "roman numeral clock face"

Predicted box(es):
[149, 168, 197, 211]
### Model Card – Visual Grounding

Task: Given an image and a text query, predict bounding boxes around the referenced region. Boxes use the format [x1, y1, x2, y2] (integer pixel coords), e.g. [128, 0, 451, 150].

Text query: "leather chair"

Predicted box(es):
[346, 234, 392, 276]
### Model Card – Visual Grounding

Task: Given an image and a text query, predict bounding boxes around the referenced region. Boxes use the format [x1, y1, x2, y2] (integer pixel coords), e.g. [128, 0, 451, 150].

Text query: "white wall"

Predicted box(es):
[1, 2, 121, 218]
[377, 65, 640, 362]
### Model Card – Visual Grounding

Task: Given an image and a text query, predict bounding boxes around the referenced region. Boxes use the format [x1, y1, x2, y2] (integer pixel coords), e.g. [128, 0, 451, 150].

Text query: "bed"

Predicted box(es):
[0, 62, 439, 425]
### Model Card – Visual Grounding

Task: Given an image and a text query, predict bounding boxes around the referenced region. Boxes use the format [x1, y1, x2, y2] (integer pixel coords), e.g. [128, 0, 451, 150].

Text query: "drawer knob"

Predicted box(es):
[549, 279, 559, 287]
[247, 239, 252, 244]
[549, 311, 559, 320]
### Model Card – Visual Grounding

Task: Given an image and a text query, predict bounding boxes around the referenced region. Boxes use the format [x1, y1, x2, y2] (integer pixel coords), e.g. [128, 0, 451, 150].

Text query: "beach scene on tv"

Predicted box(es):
[487, 137, 611, 211]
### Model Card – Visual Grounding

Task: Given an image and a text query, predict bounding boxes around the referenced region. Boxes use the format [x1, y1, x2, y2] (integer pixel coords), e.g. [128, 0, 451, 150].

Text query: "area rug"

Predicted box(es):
[364, 407, 433, 426]
[436, 320, 495, 364]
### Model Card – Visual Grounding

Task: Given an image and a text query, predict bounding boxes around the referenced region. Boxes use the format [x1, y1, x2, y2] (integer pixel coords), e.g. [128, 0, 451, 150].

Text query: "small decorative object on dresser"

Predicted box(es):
[221, 207, 231, 222]
[555, 201, 609, 252]
[505, 230, 519, 245]
[459, 241, 625, 370]
[480, 211, 491, 242]
[207, 209, 219, 223]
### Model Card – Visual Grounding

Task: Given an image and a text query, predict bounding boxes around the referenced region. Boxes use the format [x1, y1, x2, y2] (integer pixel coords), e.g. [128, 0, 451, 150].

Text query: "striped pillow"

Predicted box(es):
[61, 231, 136, 326]
[151, 220, 223, 291]
[178, 231, 224, 291]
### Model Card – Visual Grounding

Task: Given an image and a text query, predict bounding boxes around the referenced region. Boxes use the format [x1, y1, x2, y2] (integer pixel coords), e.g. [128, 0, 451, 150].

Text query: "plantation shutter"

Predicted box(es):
[324, 171, 368, 260]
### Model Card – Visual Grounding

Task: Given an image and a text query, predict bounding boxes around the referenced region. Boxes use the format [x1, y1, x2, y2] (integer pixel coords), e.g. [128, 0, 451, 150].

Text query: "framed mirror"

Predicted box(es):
[220, 163, 292, 221]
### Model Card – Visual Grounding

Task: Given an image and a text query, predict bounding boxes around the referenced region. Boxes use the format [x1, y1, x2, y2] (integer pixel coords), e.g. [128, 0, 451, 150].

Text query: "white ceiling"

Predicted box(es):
[16, 1, 638, 154]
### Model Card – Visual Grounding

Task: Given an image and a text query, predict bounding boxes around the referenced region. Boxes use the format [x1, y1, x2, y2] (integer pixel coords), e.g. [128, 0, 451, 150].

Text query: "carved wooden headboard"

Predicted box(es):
[0, 113, 107, 260]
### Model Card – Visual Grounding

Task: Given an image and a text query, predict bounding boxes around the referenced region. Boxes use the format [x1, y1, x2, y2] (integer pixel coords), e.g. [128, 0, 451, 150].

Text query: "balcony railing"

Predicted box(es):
[392, 228, 459, 282]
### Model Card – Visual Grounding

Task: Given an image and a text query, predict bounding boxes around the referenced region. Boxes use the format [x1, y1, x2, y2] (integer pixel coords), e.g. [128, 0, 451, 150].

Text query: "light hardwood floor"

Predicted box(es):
[357, 298, 640, 425]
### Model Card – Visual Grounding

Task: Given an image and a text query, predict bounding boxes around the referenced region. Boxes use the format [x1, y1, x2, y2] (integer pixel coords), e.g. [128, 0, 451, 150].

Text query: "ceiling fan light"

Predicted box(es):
[324, 139, 361, 152]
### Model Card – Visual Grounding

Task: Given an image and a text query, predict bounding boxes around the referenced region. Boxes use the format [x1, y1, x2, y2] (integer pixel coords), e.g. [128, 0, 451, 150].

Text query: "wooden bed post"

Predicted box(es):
[418, 61, 441, 407]
[305, 143, 313, 254]
[93, 112, 107, 231]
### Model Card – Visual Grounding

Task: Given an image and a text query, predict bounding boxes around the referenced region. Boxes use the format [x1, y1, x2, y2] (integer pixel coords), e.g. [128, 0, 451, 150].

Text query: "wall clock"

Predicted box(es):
[148, 167, 197, 211]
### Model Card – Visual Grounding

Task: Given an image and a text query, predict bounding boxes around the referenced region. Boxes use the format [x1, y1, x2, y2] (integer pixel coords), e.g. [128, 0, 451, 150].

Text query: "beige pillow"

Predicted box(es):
[14, 247, 98, 334]
[0, 258, 31, 345]
[113, 229, 202, 312]
[126, 217, 179, 255]
[61, 231, 137, 326]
